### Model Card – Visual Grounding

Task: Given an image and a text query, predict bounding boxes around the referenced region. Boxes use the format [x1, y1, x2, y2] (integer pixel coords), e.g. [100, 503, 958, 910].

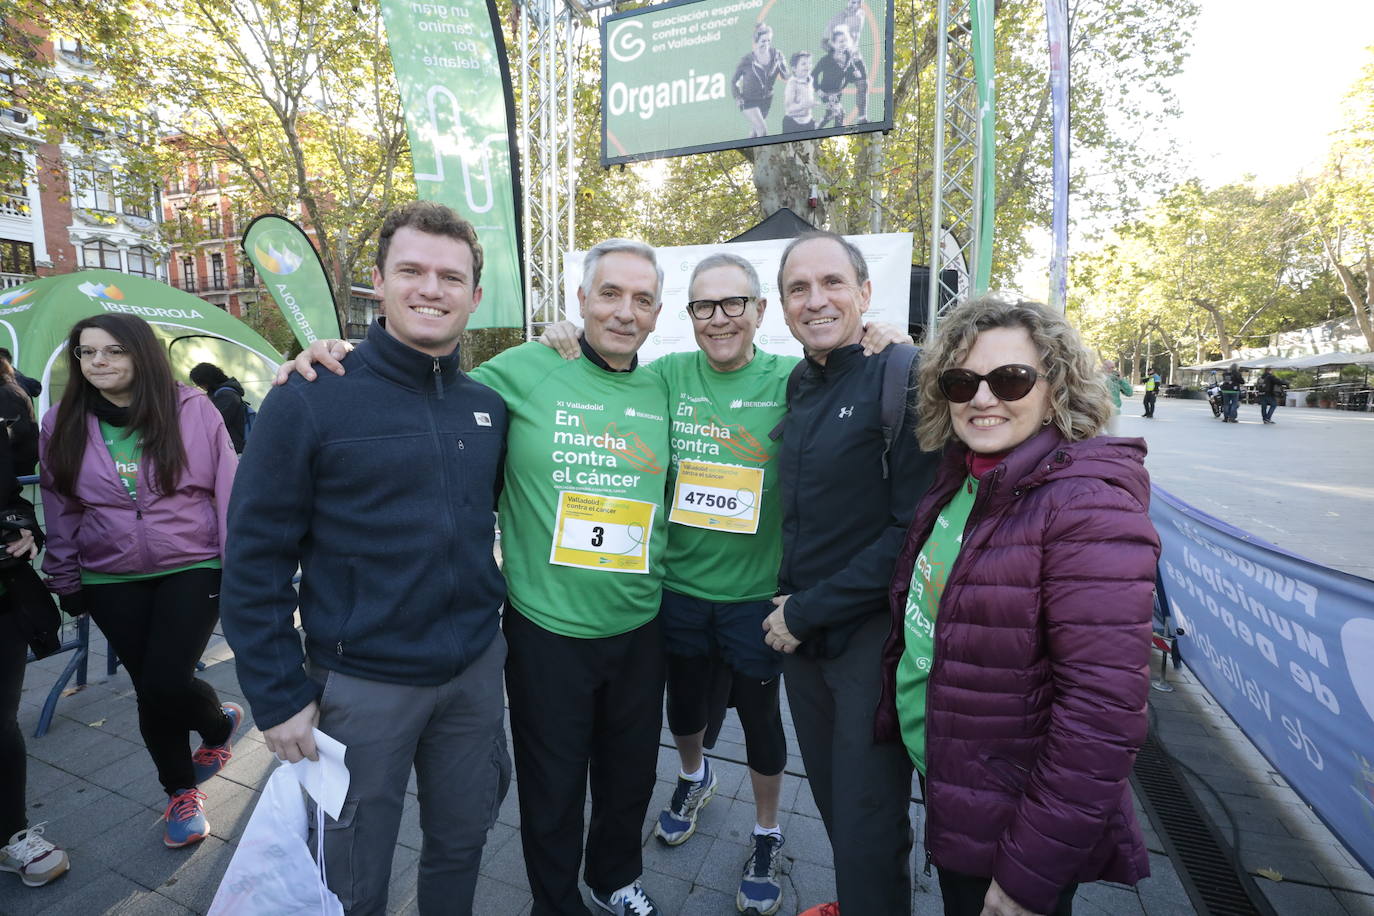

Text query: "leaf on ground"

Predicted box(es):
[1255, 867, 1283, 882]
[88, 718, 106, 728]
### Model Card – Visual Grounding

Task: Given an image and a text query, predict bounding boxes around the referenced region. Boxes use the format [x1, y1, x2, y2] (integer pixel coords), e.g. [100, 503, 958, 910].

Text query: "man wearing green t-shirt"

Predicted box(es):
[469, 240, 671, 916]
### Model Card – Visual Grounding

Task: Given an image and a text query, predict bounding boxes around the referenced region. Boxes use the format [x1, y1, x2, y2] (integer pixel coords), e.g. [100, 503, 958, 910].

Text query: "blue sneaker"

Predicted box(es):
[591, 879, 660, 915]
[163, 789, 209, 848]
[653, 759, 716, 846]
[191, 703, 243, 784]
[737, 832, 784, 914]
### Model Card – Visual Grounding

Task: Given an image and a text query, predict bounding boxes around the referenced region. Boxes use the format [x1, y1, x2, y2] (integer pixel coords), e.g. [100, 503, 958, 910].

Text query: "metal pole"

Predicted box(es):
[927, 0, 951, 336]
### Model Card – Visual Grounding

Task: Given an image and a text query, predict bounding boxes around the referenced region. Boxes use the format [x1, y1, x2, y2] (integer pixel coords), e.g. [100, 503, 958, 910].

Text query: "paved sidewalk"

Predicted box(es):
[5, 623, 1194, 915]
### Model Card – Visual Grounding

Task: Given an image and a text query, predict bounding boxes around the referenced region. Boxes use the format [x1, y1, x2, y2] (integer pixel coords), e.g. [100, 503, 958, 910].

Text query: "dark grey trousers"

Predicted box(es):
[309, 632, 511, 916]
[783, 612, 914, 913]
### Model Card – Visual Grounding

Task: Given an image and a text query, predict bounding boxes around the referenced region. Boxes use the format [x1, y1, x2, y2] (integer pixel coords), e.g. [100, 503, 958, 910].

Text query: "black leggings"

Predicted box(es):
[1, 599, 28, 837]
[86, 567, 230, 794]
[665, 652, 787, 776]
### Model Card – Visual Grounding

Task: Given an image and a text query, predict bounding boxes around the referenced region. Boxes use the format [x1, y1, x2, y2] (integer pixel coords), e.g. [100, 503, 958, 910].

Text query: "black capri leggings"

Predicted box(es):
[85, 567, 231, 794]
[665, 652, 787, 776]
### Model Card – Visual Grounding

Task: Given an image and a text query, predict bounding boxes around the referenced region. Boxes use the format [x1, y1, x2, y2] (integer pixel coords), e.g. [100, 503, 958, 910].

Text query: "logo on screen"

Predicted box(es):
[253, 230, 307, 276]
[608, 21, 645, 62]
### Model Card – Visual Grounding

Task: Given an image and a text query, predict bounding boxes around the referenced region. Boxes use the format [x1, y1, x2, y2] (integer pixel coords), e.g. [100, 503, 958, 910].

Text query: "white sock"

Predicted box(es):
[680, 762, 705, 782]
[754, 823, 782, 838]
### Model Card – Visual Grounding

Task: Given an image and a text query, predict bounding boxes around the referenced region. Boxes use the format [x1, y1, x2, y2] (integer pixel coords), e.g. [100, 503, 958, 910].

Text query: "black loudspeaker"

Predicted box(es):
[907, 267, 959, 341]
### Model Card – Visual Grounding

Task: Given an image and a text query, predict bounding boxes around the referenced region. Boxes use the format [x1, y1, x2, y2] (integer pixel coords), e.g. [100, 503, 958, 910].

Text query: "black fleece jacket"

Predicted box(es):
[220, 321, 508, 730]
[777, 344, 938, 658]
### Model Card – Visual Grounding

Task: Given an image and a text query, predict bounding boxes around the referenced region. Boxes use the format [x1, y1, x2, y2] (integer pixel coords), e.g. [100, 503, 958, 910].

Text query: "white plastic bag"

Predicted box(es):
[207, 763, 345, 915]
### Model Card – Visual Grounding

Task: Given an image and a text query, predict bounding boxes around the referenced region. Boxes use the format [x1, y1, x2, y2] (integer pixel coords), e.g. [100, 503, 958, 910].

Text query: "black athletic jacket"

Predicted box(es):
[777, 344, 938, 658]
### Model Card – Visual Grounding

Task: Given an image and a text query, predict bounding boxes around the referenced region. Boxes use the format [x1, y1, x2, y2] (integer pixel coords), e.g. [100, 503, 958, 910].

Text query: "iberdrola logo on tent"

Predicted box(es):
[252, 229, 307, 276]
[0, 287, 34, 307]
[77, 281, 125, 301]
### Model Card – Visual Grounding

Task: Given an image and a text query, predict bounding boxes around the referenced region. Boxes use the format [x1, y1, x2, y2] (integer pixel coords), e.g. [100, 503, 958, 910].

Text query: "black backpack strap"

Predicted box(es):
[769, 359, 810, 442]
[879, 344, 920, 480]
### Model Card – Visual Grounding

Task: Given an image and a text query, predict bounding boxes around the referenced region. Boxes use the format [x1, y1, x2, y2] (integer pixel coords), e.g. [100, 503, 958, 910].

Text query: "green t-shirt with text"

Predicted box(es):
[648, 349, 796, 602]
[100, 420, 140, 501]
[898, 474, 978, 774]
[471, 343, 671, 639]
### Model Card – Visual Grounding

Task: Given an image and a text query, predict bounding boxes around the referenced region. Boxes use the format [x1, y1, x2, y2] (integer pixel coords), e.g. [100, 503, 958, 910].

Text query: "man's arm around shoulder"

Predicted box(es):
[219, 379, 324, 760]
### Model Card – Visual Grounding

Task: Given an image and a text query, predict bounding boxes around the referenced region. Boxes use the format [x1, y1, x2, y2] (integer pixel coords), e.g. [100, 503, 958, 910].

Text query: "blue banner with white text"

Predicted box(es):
[1152, 486, 1374, 874]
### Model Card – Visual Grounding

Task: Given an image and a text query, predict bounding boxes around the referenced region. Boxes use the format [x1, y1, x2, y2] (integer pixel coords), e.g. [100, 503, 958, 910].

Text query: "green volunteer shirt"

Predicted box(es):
[471, 342, 671, 639]
[81, 420, 220, 585]
[648, 348, 796, 602]
[898, 474, 978, 774]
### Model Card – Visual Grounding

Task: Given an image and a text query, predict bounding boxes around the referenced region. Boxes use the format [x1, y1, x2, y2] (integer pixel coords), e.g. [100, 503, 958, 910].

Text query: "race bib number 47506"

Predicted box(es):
[550, 491, 657, 574]
[669, 460, 763, 534]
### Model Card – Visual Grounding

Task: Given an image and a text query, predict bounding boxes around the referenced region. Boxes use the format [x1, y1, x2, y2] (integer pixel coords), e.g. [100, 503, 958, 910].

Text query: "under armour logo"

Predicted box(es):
[838, 406, 854, 419]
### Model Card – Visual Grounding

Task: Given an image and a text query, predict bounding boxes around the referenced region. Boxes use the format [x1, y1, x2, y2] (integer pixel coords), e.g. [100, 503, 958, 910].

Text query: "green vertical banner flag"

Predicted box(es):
[970, 0, 997, 295]
[380, 0, 524, 329]
[241, 214, 342, 349]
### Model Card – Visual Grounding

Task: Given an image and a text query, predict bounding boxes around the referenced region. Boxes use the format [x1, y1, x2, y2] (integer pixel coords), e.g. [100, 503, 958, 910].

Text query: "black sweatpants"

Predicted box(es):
[783, 612, 914, 914]
[0, 600, 28, 837]
[503, 606, 665, 915]
[86, 567, 230, 794]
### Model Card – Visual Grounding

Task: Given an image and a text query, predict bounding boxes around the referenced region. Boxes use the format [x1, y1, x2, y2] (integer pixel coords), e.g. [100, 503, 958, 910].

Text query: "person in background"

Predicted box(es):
[0, 348, 40, 399]
[1220, 364, 1243, 423]
[732, 23, 790, 138]
[813, 24, 868, 128]
[39, 314, 241, 850]
[1102, 359, 1132, 434]
[188, 362, 249, 454]
[1140, 370, 1159, 418]
[1257, 367, 1284, 424]
[0, 351, 38, 477]
[877, 296, 1159, 916]
[783, 52, 817, 133]
[0, 428, 67, 889]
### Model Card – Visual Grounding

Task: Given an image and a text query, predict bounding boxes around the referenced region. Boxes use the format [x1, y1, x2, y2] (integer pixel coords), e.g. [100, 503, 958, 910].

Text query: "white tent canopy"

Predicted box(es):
[1181, 350, 1374, 372]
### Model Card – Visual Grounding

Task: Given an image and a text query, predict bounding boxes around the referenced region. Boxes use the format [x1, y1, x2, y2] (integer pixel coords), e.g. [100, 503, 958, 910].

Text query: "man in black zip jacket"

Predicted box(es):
[220, 202, 511, 916]
[762, 232, 938, 914]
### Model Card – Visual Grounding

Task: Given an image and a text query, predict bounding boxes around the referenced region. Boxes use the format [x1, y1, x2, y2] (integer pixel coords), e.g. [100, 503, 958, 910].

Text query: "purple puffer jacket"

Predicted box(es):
[40, 384, 237, 594]
[875, 426, 1160, 913]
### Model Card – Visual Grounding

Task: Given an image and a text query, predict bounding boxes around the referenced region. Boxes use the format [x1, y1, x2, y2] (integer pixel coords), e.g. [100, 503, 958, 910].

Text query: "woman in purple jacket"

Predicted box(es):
[39, 314, 240, 851]
[877, 297, 1160, 916]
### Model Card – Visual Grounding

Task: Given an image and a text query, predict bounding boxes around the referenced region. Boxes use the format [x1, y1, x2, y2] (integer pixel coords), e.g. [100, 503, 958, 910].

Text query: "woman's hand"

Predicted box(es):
[274, 339, 354, 385]
[980, 879, 1041, 916]
[5, 527, 37, 561]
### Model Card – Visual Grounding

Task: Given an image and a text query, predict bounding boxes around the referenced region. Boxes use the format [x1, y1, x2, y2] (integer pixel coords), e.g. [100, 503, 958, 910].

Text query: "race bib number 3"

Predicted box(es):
[669, 460, 763, 534]
[550, 491, 657, 574]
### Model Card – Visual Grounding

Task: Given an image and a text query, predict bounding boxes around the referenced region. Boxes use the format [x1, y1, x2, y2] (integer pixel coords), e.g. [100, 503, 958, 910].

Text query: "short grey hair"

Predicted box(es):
[776, 231, 868, 295]
[580, 239, 663, 302]
[689, 252, 761, 300]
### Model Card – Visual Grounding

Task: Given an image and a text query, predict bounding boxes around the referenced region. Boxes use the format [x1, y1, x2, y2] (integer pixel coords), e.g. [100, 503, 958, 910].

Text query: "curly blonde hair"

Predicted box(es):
[915, 296, 1112, 451]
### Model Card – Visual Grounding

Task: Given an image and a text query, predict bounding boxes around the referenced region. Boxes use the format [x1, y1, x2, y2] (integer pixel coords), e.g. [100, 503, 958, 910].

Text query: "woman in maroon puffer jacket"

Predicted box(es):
[876, 297, 1161, 916]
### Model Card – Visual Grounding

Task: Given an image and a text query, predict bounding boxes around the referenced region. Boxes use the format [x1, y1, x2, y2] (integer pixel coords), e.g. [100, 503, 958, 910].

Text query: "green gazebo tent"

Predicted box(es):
[0, 270, 283, 415]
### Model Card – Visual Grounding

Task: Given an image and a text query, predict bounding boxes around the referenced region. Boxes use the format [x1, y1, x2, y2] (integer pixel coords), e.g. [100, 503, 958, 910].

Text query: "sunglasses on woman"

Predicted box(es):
[937, 364, 1040, 403]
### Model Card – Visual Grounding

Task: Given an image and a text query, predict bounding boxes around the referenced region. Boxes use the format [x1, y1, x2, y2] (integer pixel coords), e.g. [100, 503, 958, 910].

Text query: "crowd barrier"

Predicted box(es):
[1152, 485, 1374, 876]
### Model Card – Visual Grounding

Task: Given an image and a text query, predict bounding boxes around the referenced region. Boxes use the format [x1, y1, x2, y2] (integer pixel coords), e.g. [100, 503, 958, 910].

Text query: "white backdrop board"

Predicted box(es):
[560, 233, 914, 363]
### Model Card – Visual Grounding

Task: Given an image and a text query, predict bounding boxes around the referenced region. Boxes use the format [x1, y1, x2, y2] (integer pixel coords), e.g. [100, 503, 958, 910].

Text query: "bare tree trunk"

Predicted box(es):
[1195, 299, 1232, 357]
[744, 142, 827, 228]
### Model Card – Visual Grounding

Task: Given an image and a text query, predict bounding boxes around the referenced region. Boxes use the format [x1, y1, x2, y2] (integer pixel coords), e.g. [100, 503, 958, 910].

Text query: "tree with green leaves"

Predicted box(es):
[1300, 48, 1374, 351]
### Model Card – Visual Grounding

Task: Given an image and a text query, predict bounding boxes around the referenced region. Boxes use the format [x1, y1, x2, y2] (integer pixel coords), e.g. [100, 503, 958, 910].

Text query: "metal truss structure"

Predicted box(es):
[517, 0, 583, 336]
[926, 0, 981, 331]
[517, 0, 988, 337]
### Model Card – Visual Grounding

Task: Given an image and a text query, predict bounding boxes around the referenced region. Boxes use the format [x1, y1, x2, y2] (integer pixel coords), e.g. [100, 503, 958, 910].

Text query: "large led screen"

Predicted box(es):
[601, 0, 894, 165]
